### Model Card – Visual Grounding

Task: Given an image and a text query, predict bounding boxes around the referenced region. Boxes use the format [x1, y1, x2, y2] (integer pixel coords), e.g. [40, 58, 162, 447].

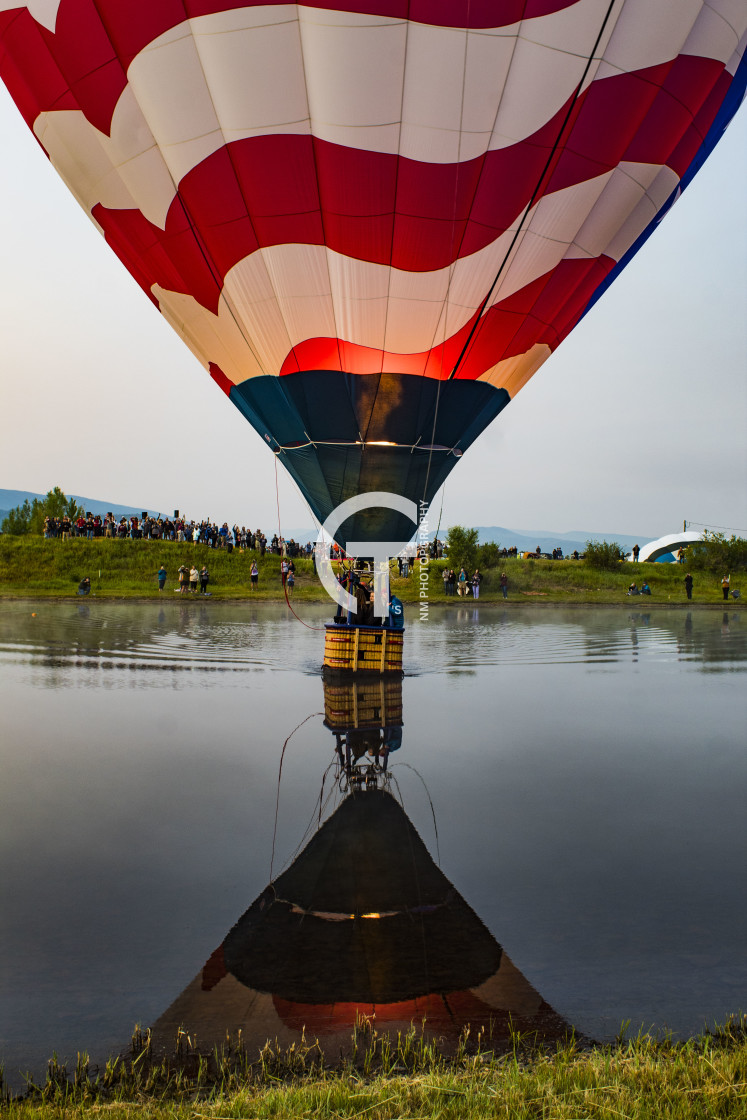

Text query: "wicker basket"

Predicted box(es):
[323, 623, 404, 675]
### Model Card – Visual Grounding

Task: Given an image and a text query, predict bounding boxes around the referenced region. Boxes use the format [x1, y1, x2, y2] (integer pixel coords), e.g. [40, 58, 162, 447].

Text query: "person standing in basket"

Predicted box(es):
[387, 593, 404, 629]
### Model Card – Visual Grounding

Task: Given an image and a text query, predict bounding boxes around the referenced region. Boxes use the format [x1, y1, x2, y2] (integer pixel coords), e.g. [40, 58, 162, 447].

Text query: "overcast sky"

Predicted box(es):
[1, 84, 745, 540]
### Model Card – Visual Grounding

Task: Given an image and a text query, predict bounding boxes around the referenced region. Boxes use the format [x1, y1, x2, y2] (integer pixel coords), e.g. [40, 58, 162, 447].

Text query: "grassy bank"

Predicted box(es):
[2, 1019, 746, 1118]
[0, 536, 742, 605]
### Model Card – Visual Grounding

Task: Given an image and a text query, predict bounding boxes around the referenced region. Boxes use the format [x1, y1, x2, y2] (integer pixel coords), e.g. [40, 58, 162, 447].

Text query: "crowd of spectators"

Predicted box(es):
[40, 512, 581, 566]
[42, 511, 313, 556]
[41, 513, 454, 563]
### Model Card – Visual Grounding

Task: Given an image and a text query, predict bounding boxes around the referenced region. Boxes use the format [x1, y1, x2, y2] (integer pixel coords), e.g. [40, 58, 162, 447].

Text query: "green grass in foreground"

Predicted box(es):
[2, 1018, 746, 1118]
[0, 537, 742, 605]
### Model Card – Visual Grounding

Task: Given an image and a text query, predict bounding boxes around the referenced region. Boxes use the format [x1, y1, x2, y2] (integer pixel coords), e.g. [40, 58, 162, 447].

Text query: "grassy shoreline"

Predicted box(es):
[2, 1019, 746, 1117]
[1, 538, 742, 607]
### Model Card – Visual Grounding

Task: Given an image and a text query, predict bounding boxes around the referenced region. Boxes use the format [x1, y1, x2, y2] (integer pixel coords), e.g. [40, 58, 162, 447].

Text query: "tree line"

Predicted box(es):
[448, 526, 746, 572]
[1, 487, 83, 536]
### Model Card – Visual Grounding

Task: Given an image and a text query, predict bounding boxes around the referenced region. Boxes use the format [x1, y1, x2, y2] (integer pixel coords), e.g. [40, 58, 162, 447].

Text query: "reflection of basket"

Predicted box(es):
[323, 624, 404, 675]
[324, 677, 403, 731]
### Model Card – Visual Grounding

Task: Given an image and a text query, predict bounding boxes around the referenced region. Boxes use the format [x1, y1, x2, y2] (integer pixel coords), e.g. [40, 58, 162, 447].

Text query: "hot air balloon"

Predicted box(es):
[1, 2, 745, 542]
[148, 678, 572, 1054]
[151, 787, 573, 1055]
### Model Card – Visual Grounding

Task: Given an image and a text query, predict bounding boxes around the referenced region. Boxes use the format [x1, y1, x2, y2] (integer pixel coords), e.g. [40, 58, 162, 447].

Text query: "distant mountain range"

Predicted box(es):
[471, 526, 652, 555]
[1, 489, 654, 555]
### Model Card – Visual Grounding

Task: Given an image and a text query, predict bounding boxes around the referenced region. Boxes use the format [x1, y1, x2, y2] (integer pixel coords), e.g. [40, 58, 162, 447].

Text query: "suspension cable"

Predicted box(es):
[684, 520, 747, 535]
[269, 711, 324, 882]
[274, 456, 327, 631]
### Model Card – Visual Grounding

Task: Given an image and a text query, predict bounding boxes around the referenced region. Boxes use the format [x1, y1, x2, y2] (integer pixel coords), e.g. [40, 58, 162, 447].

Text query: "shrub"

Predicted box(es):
[445, 525, 478, 572]
[477, 541, 501, 569]
[685, 531, 747, 572]
[1, 499, 33, 535]
[584, 539, 626, 569]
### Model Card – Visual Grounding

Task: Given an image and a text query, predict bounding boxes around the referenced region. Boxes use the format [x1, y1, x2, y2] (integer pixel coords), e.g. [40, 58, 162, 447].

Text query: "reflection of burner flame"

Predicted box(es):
[151, 789, 573, 1055]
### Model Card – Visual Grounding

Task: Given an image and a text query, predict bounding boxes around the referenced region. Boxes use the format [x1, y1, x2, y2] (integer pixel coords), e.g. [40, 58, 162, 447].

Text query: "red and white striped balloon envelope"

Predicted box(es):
[1, 1, 744, 540]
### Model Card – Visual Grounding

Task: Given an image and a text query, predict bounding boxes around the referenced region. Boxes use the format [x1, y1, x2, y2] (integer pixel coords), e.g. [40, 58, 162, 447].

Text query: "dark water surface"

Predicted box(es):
[1, 601, 745, 1086]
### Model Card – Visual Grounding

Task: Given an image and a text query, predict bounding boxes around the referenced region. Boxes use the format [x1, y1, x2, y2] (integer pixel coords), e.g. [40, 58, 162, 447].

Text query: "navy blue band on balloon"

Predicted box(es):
[229, 371, 510, 544]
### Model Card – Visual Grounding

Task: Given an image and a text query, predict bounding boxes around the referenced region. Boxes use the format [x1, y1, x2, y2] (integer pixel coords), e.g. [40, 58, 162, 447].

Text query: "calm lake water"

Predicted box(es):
[1, 600, 745, 1086]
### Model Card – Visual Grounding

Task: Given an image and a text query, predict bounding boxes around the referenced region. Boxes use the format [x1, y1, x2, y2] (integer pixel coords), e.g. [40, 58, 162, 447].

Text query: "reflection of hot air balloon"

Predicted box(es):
[1, 4, 745, 539]
[151, 789, 572, 1054]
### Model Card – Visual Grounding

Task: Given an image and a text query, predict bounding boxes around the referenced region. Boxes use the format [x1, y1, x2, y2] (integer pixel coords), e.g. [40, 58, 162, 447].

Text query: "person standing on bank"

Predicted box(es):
[189, 565, 199, 593]
[199, 566, 209, 594]
[157, 565, 167, 591]
[499, 572, 508, 599]
[684, 572, 693, 600]
[471, 569, 482, 600]
[722, 574, 730, 600]
[632, 544, 640, 562]
[250, 561, 259, 589]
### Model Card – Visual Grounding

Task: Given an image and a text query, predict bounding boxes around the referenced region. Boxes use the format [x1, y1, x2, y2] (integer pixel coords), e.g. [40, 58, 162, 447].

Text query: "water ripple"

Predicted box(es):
[0, 602, 744, 679]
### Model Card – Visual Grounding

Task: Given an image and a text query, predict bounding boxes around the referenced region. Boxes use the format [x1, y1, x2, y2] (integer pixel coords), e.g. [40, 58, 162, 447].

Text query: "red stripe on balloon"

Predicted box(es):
[455, 253, 616, 379]
[204, 254, 615, 388]
[273, 988, 497, 1036]
[0, 10, 78, 127]
[209, 361, 234, 396]
[275, 255, 616, 382]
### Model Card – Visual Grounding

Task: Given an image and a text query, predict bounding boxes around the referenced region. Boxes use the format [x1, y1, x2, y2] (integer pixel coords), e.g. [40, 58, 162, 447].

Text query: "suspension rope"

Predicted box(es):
[393, 762, 441, 867]
[273, 757, 341, 880]
[274, 456, 327, 631]
[388, 772, 433, 995]
[269, 711, 324, 882]
[434, 483, 446, 547]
